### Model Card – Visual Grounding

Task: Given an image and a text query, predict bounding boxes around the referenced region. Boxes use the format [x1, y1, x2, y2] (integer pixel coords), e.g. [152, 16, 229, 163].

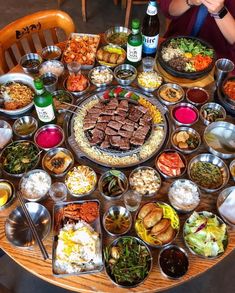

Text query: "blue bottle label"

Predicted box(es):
[143, 34, 159, 54]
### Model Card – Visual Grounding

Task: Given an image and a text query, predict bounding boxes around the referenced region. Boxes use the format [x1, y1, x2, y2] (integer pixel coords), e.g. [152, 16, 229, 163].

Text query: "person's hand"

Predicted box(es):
[201, 0, 225, 14]
[188, 0, 202, 6]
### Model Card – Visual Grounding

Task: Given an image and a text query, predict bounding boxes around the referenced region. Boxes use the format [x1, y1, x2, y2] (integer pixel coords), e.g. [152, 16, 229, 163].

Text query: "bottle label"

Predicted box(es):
[143, 34, 159, 54]
[127, 44, 142, 62]
[147, 3, 157, 16]
[35, 104, 55, 123]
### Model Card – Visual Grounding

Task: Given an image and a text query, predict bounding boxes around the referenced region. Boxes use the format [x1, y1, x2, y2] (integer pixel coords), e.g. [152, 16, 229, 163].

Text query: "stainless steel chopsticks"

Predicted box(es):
[17, 191, 49, 260]
[61, 101, 83, 110]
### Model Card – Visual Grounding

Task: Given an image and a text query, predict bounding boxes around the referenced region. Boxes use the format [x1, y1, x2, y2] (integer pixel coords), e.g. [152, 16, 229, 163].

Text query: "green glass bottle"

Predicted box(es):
[127, 19, 143, 68]
[34, 78, 56, 124]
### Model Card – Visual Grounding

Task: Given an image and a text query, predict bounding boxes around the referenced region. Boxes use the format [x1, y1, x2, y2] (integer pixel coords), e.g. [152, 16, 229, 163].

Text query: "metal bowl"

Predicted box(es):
[98, 170, 128, 201]
[39, 60, 64, 77]
[171, 126, 201, 154]
[63, 77, 90, 97]
[114, 64, 137, 86]
[19, 169, 52, 202]
[52, 89, 74, 110]
[40, 72, 58, 93]
[104, 236, 152, 288]
[155, 149, 187, 179]
[5, 202, 51, 247]
[137, 71, 163, 93]
[42, 147, 74, 178]
[171, 102, 199, 127]
[187, 153, 229, 193]
[34, 124, 65, 151]
[88, 65, 114, 87]
[221, 76, 235, 105]
[157, 83, 185, 106]
[0, 179, 15, 210]
[41, 45, 62, 60]
[0, 140, 41, 178]
[203, 121, 235, 159]
[229, 159, 235, 182]
[65, 165, 97, 198]
[129, 166, 161, 197]
[96, 44, 126, 68]
[13, 116, 38, 138]
[104, 26, 131, 47]
[183, 211, 228, 259]
[186, 87, 209, 106]
[0, 120, 13, 149]
[0, 73, 35, 116]
[134, 201, 180, 248]
[158, 244, 189, 279]
[20, 53, 42, 74]
[168, 179, 201, 213]
[199, 102, 226, 126]
[217, 186, 235, 228]
[103, 205, 132, 236]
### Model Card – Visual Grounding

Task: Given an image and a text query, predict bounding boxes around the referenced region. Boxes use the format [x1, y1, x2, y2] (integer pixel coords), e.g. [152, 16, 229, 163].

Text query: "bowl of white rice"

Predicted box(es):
[19, 169, 52, 202]
[168, 179, 200, 213]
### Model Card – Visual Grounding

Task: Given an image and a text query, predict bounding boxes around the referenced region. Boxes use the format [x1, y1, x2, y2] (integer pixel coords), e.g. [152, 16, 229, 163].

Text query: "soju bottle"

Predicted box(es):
[127, 19, 143, 67]
[142, 0, 160, 58]
[34, 78, 56, 124]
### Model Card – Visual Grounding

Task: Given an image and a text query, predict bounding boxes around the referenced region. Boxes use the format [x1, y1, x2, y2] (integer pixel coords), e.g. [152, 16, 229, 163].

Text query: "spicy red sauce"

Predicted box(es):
[36, 127, 63, 148]
[174, 106, 198, 124]
[187, 88, 208, 104]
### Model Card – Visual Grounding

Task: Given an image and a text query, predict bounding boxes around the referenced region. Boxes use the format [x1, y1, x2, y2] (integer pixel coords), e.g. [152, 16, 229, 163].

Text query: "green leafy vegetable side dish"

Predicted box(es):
[104, 237, 151, 286]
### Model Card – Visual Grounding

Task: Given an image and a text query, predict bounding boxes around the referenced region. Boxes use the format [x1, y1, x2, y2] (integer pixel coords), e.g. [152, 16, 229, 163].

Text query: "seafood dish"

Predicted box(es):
[135, 202, 180, 247]
[53, 201, 103, 275]
[63, 34, 100, 68]
[71, 87, 167, 167]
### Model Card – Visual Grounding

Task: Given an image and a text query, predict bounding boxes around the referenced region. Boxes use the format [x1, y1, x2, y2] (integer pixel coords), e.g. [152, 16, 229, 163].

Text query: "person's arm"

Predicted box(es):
[201, 0, 235, 45]
[168, 0, 201, 16]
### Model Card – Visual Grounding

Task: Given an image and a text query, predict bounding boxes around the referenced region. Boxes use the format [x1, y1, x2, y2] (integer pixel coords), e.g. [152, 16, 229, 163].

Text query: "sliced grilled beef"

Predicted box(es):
[133, 125, 150, 139]
[83, 123, 96, 131]
[106, 98, 119, 109]
[105, 127, 118, 136]
[128, 107, 143, 122]
[92, 128, 105, 139]
[130, 137, 145, 146]
[100, 136, 110, 149]
[96, 122, 107, 131]
[112, 115, 125, 124]
[110, 136, 121, 147]
[118, 100, 129, 111]
[124, 119, 135, 126]
[93, 101, 104, 109]
[107, 120, 123, 131]
[118, 130, 133, 138]
[139, 118, 150, 126]
[87, 107, 103, 115]
[119, 138, 130, 150]
[102, 108, 116, 115]
[143, 112, 152, 122]
[115, 109, 127, 117]
[136, 105, 148, 114]
[98, 115, 112, 123]
[121, 123, 134, 132]
[85, 113, 100, 120]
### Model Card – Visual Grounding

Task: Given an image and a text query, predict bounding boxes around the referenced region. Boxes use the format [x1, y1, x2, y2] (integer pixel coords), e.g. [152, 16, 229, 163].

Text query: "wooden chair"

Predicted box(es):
[124, 0, 149, 27]
[0, 10, 75, 73]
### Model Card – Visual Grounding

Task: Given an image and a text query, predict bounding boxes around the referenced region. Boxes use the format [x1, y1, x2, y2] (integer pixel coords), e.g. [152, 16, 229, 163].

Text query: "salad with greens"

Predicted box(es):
[161, 37, 214, 73]
[184, 211, 228, 258]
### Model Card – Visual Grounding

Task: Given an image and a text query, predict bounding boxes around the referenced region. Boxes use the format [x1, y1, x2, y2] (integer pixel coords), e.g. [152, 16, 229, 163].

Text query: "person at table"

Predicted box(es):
[159, 0, 235, 66]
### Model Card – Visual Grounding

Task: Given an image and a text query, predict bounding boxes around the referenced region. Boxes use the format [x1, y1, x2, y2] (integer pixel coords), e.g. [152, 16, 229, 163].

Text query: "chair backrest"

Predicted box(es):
[0, 10, 76, 73]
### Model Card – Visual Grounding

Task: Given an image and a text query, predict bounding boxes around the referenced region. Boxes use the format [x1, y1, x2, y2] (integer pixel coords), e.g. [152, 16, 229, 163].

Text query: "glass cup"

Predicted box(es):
[49, 182, 67, 202]
[41, 72, 58, 93]
[214, 58, 234, 87]
[142, 56, 155, 72]
[123, 190, 142, 212]
[67, 61, 81, 75]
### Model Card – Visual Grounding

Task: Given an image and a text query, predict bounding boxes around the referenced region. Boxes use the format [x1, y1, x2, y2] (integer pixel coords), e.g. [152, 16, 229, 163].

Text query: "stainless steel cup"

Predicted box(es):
[214, 58, 234, 87]
[41, 72, 58, 93]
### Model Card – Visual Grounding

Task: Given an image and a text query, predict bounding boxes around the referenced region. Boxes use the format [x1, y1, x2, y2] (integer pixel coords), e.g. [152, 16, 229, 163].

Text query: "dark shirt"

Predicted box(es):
[159, 0, 235, 65]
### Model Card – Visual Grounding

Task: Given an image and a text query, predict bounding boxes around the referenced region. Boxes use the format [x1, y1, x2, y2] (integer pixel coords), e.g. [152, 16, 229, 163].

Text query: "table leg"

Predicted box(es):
[125, 0, 132, 27]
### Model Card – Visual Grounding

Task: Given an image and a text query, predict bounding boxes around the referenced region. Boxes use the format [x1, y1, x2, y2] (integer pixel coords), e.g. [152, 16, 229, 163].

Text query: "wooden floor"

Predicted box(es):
[0, 1, 234, 293]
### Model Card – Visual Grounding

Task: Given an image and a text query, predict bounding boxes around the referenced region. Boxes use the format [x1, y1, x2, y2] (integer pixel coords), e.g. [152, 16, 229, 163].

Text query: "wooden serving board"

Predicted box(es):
[155, 62, 215, 88]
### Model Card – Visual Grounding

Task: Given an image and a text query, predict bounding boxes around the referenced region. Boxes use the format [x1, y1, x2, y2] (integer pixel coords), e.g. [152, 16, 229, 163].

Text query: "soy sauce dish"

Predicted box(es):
[158, 245, 189, 279]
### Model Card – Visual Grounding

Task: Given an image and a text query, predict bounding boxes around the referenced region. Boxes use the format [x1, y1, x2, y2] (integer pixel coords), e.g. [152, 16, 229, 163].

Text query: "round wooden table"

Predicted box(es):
[0, 64, 235, 293]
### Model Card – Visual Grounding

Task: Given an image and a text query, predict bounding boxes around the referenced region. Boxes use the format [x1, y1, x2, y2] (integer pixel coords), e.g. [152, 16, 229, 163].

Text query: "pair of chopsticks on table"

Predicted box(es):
[17, 191, 49, 260]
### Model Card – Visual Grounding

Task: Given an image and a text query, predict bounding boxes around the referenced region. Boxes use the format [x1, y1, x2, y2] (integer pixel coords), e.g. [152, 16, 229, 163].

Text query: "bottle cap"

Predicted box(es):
[34, 78, 43, 90]
[131, 19, 140, 29]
